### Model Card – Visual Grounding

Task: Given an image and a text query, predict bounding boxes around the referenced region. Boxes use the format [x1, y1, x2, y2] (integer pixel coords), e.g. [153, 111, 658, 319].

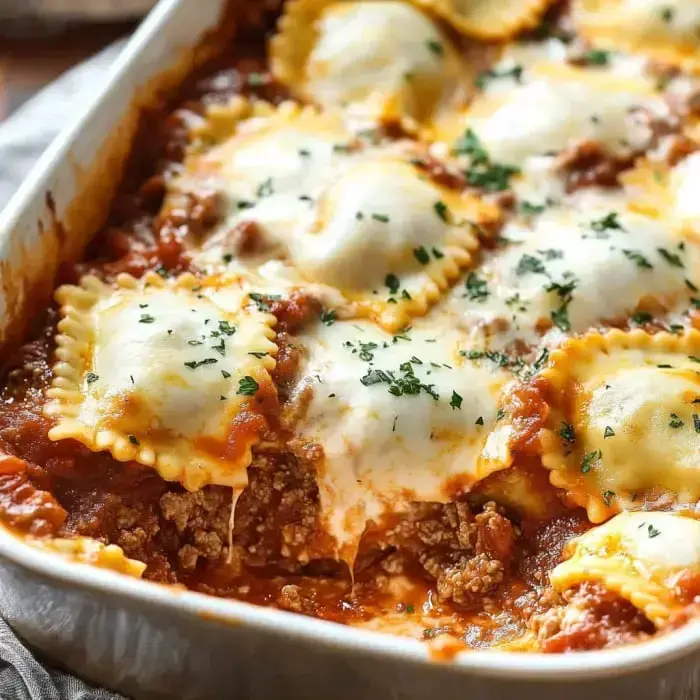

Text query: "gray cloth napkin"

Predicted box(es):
[0, 43, 126, 700]
[0, 617, 125, 699]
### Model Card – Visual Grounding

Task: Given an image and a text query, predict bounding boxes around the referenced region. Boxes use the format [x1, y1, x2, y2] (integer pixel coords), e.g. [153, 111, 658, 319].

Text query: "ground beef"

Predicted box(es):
[360, 501, 517, 608]
[532, 582, 654, 652]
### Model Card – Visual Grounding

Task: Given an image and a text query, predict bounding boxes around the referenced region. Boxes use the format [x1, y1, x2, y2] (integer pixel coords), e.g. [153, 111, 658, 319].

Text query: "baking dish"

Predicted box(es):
[2, 1, 700, 698]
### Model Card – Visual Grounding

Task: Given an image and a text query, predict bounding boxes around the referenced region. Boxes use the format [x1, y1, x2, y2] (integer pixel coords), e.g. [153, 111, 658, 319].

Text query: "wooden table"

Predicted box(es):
[0, 21, 135, 120]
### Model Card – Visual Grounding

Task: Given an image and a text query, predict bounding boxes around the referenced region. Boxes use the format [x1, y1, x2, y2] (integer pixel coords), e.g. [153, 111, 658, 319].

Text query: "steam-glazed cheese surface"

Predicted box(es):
[8, 0, 700, 658]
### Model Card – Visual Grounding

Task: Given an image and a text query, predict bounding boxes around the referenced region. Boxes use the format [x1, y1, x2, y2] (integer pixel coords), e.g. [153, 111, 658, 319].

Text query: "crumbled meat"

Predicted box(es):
[555, 140, 634, 192]
[435, 553, 505, 606]
[532, 582, 654, 652]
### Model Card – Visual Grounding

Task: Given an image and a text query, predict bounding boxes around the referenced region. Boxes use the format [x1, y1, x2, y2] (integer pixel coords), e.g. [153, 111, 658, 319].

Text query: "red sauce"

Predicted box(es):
[0, 0, 677, 655]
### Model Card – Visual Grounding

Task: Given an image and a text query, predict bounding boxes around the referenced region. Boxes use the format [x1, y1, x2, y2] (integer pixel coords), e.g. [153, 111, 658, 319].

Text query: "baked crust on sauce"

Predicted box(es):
[45, 271, 278, 491]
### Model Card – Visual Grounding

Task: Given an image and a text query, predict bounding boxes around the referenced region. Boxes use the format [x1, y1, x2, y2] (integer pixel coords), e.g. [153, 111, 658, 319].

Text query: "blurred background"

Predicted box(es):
[0, 0, 156, 120]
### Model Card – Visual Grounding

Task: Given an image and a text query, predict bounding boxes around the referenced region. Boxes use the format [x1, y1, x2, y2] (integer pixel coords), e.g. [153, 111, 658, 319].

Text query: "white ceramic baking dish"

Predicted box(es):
[2, 2, 700, 697]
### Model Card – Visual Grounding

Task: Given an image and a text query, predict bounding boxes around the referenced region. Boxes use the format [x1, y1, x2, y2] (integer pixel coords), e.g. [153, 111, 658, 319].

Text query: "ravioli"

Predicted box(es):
[444, 198, 699, 348]
[442, 63, 664, 170]
[623, 152, 700, 236]
[573, 0, 700, 73]
[538, 329, 700, 522]
[551, 511, 700, 626]
[45, 272, 277, 491]
[271, 0, 466, 128]
[28, 537, 146, 578]
[290, 317, 513, 557]
[419, 0, 554, 40]
[173, 100, 495, 332]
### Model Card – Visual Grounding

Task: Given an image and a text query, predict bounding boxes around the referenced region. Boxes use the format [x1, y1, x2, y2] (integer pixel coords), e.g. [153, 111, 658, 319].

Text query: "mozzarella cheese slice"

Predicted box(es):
[45, 272, 277, 491]
[290, 317, 512, 558]
[539, 329, 700, 522]
[551, 511, 700, 626]
[271, 0, 466, 128]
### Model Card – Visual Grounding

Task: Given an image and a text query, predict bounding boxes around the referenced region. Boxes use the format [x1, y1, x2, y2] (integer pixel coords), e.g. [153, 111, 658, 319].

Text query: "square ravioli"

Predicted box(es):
[45, 272, 278, 491]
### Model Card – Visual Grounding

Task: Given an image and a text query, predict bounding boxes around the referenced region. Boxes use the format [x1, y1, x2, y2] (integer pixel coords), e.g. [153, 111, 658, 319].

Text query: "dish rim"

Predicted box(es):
[1, 0, 700, 681]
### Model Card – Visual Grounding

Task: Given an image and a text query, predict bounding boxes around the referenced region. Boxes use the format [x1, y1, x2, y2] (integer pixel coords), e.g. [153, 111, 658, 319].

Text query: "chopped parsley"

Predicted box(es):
[237, 376, 260, 396]
[128, 434, 139, 446]
[385, 273, 400, 295]
[475, 416, 484, 426]
[591, 212, 623, 233]
[669, 412, 684, 428]
[360, 362, 439, 400]
[450, 391, 463, 410]
[452, 128, 519, 192]
[580, 450, 601, 473]
[631, 311, 653, 325]
[475, 64, 523, 89]
[515, 254, 546, 276]
[464, 272, 489, 301]
[433, 200, 449, 222]
[249, 292, 281, 311]
[694, 414, 700, 433]
[604, 426, 615, 439]
[657, 247, 684, 268]
[560, 422, 576, 443]
[602, 490, 616, 506]
[221, 370, 231, 379]
[580, 49, 610, 66]
[320, 309, 337, 326]
[647, 524, 661, 539]
[184, 358, 218, 370]
[413, 246, 430, 265]
[520, 200, 546, 215]
[622, 249, 653, 269]
[85, 372, 99, 384]
[139, 314, 155, 324]
[372, 213, 390, 223]
[426, 39, 443, 56]
[256, 177, 274, 198]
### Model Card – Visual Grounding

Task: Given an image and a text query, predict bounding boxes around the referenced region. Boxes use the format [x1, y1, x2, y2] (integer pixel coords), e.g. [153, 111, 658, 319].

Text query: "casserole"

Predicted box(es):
[2, 0, 700, 697]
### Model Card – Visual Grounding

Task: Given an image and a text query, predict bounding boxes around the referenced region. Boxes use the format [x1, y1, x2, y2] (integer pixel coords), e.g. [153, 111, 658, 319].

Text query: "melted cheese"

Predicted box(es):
[539, 330, 700, 521]
[574, 0, 700, 72]
[271, 0, 466, 128]
[174, 104, 492, 331]
[444, 199, 697, 348]
[291, 318, 513, 557]
[624, 152, 700, 236]
[45, 273, 277, 491]
[463, 64, 662, 167]
[551, 511, 700, 626]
